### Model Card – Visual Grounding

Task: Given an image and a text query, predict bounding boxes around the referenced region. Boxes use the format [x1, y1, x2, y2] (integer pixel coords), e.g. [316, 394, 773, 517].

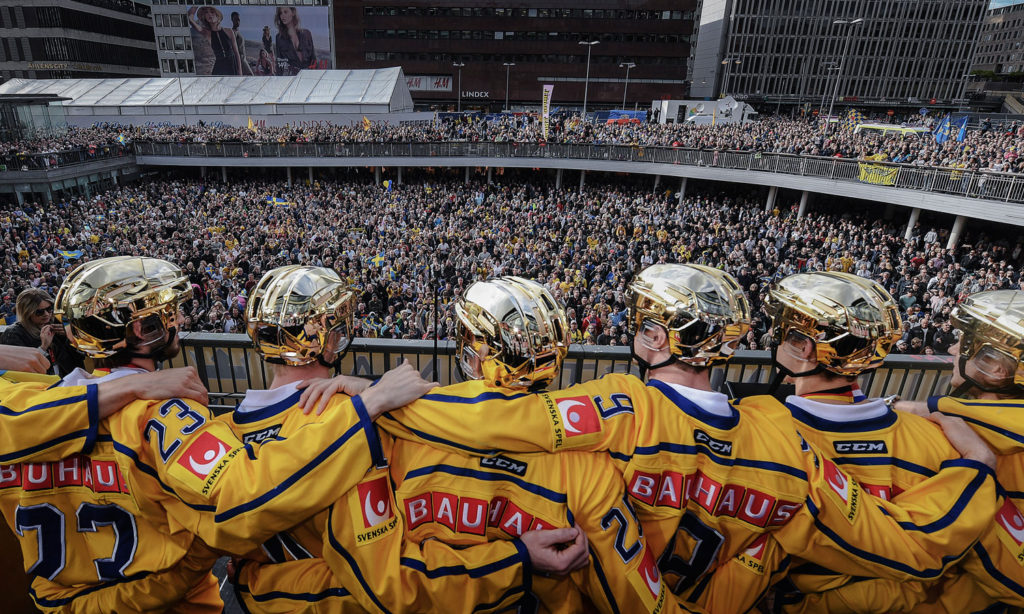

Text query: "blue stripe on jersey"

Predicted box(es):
[110, 438, 218, 512]
[973, 542, 1024, 600]
[84, 383, 99, 454]
[609, 450, 631, 463]
[232, 389, 303, 424]
[942, 413, 1024, 447]
[403, 464, 568, 504]
[0, 428, 90, 463]
[420, 390, 532, 404]
[1006, 490, 1024, 499]
[246, 587, 352, 602]
[832, 456, 937, 477]
[874, 459, 991, 533]
[784, 402, 898, 432]
[631, 442, 809, 481]
[326, 506, 393, 614]
[28, 570, 153, 607]
[381, 414, 500, 455]
[647, 379, 740, 430]
[352, 395, 386, 469]
[805, 497, 974, 579]
[0, 391, 89, 416]
[214, 421, 364, 523]
[588, 544, 621, 614]
[472, 586, 527, 612]
[399, 549, 525, 578]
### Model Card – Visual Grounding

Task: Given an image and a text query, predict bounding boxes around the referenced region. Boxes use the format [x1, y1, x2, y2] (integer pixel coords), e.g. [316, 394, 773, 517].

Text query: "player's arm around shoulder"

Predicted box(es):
[903, 396, 1024, 455]
[774, 423, 996, 583]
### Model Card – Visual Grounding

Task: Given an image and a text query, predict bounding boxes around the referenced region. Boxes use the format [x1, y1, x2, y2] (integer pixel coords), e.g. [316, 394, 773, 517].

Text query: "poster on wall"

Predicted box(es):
[187, 4, 332, 76]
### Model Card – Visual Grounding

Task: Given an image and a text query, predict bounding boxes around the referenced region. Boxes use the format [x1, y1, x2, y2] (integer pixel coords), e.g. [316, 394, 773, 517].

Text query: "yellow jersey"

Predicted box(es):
[0, 367, 385, 612]
[698, 393, 962, 613]
[378, 375, 996, 610]
[224, 382, 537, 614]
[0, 376, 100, 465]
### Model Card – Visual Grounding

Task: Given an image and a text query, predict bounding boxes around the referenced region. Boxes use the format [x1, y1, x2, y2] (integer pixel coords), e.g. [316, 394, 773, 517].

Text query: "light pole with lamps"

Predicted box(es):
[619, 62, 636, 109]
[503, 62, 515, 112]
[578, 40, 599, 118]
[720, 57, 740, 97]
[826, 18, 864, 131]
[818, 61, 839, 117]
[452, 61, 465, 112]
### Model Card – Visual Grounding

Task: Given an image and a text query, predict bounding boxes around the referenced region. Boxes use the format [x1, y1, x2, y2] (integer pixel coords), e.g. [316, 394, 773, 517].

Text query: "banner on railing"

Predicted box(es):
[541, 84, 554, 140]
[858, 162, 898, 186]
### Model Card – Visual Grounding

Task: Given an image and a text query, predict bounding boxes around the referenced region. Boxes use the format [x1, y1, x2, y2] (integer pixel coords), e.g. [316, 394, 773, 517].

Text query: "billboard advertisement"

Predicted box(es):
[187, 5, 332, 76]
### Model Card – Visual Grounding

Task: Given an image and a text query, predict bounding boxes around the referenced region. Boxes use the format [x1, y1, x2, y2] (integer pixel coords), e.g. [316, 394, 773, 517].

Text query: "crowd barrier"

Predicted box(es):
[0, 144, 132, 172]
[129, 140, 1024, 205]
[167, 333, 954, 413]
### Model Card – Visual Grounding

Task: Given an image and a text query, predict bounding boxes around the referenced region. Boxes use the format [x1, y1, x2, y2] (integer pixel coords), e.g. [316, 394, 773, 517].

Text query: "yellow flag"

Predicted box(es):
[362, 116, 371, 131]
[247, 116, 255, 132]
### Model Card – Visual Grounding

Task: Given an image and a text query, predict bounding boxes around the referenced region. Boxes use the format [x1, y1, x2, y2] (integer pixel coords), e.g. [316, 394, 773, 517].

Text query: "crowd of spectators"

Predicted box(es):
[2, 176, 1021, 355]
[6, 114, 1024, 175]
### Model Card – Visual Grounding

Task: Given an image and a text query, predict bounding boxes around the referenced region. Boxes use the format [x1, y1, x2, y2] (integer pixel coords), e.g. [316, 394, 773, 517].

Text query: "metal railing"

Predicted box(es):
[168, 333, 953, 413]
[0, 144, 133, 172]
[129, 140, 1024, 204]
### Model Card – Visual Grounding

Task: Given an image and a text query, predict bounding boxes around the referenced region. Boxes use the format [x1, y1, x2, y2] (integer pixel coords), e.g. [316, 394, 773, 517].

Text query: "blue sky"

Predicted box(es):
[991, 0, 1024, 7]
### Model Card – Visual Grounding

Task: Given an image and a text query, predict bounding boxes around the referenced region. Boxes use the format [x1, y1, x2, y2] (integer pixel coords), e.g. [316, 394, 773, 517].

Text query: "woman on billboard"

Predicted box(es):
[188, 6, 242, 75]
[274, 6, 314, 75]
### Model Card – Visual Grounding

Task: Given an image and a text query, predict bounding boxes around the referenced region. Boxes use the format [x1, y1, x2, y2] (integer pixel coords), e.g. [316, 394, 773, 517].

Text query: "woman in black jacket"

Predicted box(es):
[0, 289, 84, 376]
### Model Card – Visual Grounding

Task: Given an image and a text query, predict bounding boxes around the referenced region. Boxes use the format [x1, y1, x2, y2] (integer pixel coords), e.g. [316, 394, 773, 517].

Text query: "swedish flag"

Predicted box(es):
[369, 253, 385, 267]
[57, 249, 83, 260]
[933, 115, 952, 144]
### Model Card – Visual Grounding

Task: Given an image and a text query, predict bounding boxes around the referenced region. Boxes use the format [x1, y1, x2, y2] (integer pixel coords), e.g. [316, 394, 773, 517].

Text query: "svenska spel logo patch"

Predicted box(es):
[177, 432, 231, 480]
[555, 396, 601, 437]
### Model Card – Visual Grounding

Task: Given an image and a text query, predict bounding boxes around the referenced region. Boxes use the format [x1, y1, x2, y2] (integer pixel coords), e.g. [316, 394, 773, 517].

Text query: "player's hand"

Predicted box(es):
[929, 412, 997, 470]
[359, 360, 438, 419]
[132, 367, 209, 407]
[894, 400, 929, 417]
[298, 375, 372, 415]
[520, 525, 590, 576]
[0, 344, 50, 374]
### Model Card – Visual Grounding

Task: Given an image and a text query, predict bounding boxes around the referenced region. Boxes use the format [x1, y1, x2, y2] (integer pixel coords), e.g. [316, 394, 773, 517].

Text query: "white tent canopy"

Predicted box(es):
[0, 68, 417, 126]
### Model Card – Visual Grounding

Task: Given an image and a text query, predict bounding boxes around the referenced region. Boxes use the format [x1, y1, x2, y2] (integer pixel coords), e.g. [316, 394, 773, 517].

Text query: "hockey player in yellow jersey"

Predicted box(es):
[227, 265, 588, 614]
[0, 365, 209, 464]
[254, 275, 682, 614]
[696, 271, 992, 613]
[351, 263, 998, 612]
[805, 288, 1024, 613]
[0, 256, 432, 613]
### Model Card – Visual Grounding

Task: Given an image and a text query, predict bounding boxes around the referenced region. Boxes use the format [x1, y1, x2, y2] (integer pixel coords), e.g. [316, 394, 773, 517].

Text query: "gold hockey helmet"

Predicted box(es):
[950, 290, 1024, 392]
[626, 264, 751, 367]
[246, 265, 356, 366]
[454, 276, 569, 388]
[764, 272, 901, 377]
[54, 256, 192, 358]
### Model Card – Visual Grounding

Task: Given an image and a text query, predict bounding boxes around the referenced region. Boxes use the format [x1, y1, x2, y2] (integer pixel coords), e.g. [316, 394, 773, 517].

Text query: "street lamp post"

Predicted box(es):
[826, 18, 864, 131]
[579, 40, 599, 118]
[503, 62, 515, 112]
[957, 72, 972, 111]
[453, 61, 465, 112]
[720, 58, 741, 97]
[818, 61, 839, 117]
[619, 62, 636, 109]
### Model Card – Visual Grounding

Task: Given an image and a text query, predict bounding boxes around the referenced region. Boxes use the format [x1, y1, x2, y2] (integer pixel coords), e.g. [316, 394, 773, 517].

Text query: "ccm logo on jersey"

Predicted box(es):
[480, 455, 528, 477]
[242, 424, 282, 445]
[694, 429, 733, 455]
[627, 469, 802, 527]
[555, 396, 601, 437]
[0, 456, 128, 494]
[833, 440, 888, 454]
[405, 491, 556, 537]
